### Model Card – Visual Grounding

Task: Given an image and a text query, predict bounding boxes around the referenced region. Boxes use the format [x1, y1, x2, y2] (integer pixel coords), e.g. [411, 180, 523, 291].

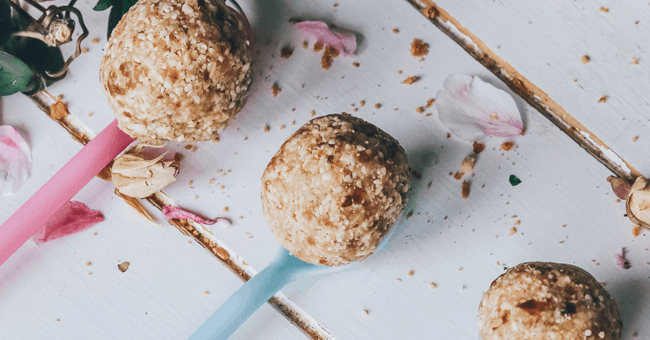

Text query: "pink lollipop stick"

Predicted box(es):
[0, 119, 134, 266]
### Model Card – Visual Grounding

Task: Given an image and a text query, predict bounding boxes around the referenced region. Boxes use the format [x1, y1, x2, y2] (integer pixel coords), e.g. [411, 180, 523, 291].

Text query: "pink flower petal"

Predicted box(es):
[293, 21, 357, 56]
[0, 126, 32, 196]
[614, 248, 631, 269]
[435, 75, 524, 141]
[32, 201, 104, 244]
[163, 206, 231, 227]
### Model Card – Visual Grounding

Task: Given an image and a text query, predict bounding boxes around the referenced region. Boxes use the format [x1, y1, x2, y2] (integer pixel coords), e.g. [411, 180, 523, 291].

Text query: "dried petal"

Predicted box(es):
[625, 176, 650, 229]
[293, 21, 357, 56]
[0, 126, 32, 196]
[33, 201, 104, 244]
[435, 75, 524, 141]
[111, 146, 178, 198]
[607, 175, 631, 200]
[163, 206, 231, 227]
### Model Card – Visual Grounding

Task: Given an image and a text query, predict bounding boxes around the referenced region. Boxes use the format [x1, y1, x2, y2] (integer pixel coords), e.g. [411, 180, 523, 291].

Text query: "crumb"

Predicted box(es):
[271, 83, 281, 97]
[88, 112, 93, 117]
[374, 103, 381, 109]
[631, 57, 639, 65]
[184, 144, 193, 150]
[489, 112, 499, 120]
[280, 45, 294, 58]
[91, 38, 100, 44]
[81, 48, 89, 54]
[93, 232, 98, 236]
[511, 215, 517, 219]
[247, 235, 253, 239]
[322, 46, 340, 70]
[429, 282, 436, 289]
[223, 207, 229, 212]
[352, 62, 360, 67]
[189, 180, 193, 186]
[425, 113, 432, 117]
[85, 261, 91, 267]
[353, 108, 358, 112]
[402, 76, 419, 84]
[194, 195, 198, 199]
[447, 132, 451, 139]
[56, 319, 60, 322]
[397, 70, 403, 74]
[562, 224, 567, 228]
[392, 28, 399, 34]
[415, 106, 424, 113]
[453, 172, 462, 180]
[264, 125, 270, 133]
[88, 272, 92, 275]
[460, 156, 475, 175]
[508, 227, 517, 236]
[313, 41, 324, 52]
[311, 110, 316, 116]
[633, 225, 641, 237]
[291, 121, 295, 126]
[396, 278, 402, 282]
[458, 267, 463, 271]
[500, 141, 514, 151]
[408, 270, 414, 276]
[238, 216, 243, 220]
[203, 290, 210, 295]
[632, 136, 639, 142]
[426, 98, 435, 108]
[472, 141, 485, 154]
[410, 38, 429, 57]
[360, 100, 365, 107]
[581, 55, 590, 64]
[360, 310, 369, 316]
[333, 2, 338, 7]
[50, 100, 69, 120]
[302, 40, 309, 49]
[117, 261, 130, 272]
[462, 181, 470, 199]
[220, 185, 225, 190]
[188, 240, 192, 244]
[209, 179, 214, 185]
[514, 220, 521, 226]
[599, 6, 609, 12]
[279, 125, 286, 130]
[598, 95, 608, 103]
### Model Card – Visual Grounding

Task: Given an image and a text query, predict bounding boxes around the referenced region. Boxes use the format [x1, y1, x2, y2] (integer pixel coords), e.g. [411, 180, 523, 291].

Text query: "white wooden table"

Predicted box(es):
[1, 0, 649, 339]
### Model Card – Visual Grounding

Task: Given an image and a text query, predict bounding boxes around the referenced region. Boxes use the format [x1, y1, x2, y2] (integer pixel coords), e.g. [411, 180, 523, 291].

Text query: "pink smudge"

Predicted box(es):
[614, 248, 631, 269]
[293, 21, 357, 56]
[33, 201, 104, 244]
[163, 206, 231, 227]
[0, 125, 32, 196]
[435, 75, 524, 141]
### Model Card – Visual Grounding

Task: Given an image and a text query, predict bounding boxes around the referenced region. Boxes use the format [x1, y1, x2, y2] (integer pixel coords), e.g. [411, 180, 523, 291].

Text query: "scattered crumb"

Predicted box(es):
[429, 282, 437, 289]
[426, 98, 435, 108]
[472, 141, 485, 154]
[374, 103, 381, 109]
[264, 125, 270, 133]
[117, 261, 130, 272]
[500, 141, 514, 151]
[360, 309, 369, 316]
[311, 110, 316, 116]
[56, 319, 60, 322]
[461, 181, 470, 199]
[353, 108, 358, 112]
[632, 136, 639, 142]
[410, 38, 429, 57]
[511, 215, 517, 219]
[321, 46, 340, 70]
[599, 6, 609, 12]
[280, 125, 286, 130]
[402, 76, 419, 84]
[453, 172, 462, 180]
[313, 41, 324, 52]
[508, 227, 517, 236]
[189, 180, 194, 186]
[91, 38, 100, 44]
[425, 113, 432, 117]
[447, 132, 451, 139]
[88, 112, 93, 117]
[562, 224, 567, 228]
[633, 225, 641, 237]
[188, 241, 192, 244]
[333, 2, 338, 7]
[598, 95, 608, 103]
[223, 207, 229, 212]
[397, 70, 403, 74]
[581, 55, 590, 64]
[408, 270, 414, 276]
[93, 232, 98, 236]
[460, 156, 476, 175]
[81, 48, 89, 54]
[280, 45, 294, 58]
[291, 121, 295, 126]
[220, 185, 225, 190]
[85, 261, 91, 267]
[489, 112, 499, 120]
[209, 179, 215, 185]
[238, 216, 243, 220]
[204, 291, 210, 295]
[194, 195, 198, 199]
[271, 83, 281, 97]
[415, 106, 424, 113]
[458, 267, 463, 271]
[514, 220, 521, 226]
[50, 100, 70, 120]
[392, 28, 399, 34]
[302, 40, 309, 49]
[352, 62, 360, 67]
[88, 272, 92, 275]
[360, 100, 365, 107]
[631, 57, 639, 65]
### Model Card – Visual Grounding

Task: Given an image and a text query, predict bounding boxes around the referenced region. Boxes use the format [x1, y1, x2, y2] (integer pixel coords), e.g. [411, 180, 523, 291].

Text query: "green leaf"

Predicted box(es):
[106, 1, 123, 39]
[93, 0, 113, 11]
[509, 174, 522, 186]
[122, 0, 138, 14]
[0, 51, 32, 96]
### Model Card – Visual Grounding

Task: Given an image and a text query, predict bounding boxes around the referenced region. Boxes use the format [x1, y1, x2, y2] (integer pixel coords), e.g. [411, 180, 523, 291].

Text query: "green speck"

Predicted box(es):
[509, 175, 522, 186]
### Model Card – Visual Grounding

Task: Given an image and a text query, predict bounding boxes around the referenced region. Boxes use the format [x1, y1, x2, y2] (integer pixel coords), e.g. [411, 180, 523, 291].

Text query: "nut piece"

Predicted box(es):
[261, 114, 410, 266]
[117, 261, 130, 272]
[100, 0, 253, 143]
[460, 156, 475, 175]
[626, 176, 650, 230]
[479, 262, 623, 340]
[111, 145, 178, 198]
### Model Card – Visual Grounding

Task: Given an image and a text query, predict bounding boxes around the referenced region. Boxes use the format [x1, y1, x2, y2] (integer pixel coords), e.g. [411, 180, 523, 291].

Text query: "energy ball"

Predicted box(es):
[479, 262, 622, 340]
[100, 0, 252, 143]
[261, 114, 410, 266]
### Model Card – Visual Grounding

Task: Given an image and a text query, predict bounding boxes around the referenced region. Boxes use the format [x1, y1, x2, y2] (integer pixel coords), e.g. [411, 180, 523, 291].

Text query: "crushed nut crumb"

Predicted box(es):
[392, 28, 399, 34]
[598, 95, 608, 103]
[85, 261, 91, 267]
[50, 100, 70, 120]
[117, 261, 130, 272]
[599, 6, 609, 12]
[462, 181, 470, 199]
[633, 225, 641, 237]
[508, 227, 517, 236]
[271, 83, 281, 97]
[472, 141, 485, 154]
[402, 76, 419, 84]
[631, 57, 639, 65]
[352, 62, 360, 67]
[360, 310, 369, 316]
[321, 46, 340, 70]
[264, 125, 270, 133]
[410, 38, 429, 57]
[429, 282, 436, 289]
[415, 106, 424, 113]
[311, 110, 316, 116]
[91, 38, 100, 44]
[408, 270, 414, 276]
[374, 103, 381, 109]
[581, 55, 590, 64]
[632, 136, 639, 142]
[360, 100, 365, 107]
[426, 98, 435, 108]
[514, 220, 521, 226]
[81, 48, 89, 54]
[500, 141, 514, 151]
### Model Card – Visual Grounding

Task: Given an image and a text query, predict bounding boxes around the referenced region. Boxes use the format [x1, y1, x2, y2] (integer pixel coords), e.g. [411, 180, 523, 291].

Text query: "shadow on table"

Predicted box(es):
[607, 277, 649, 337]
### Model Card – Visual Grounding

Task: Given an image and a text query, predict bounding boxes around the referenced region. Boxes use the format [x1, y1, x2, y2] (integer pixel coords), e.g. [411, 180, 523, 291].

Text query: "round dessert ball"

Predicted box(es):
[261, 113, 411, 266]
[100, 0, 252, 143]
[479, 262, 622, 340]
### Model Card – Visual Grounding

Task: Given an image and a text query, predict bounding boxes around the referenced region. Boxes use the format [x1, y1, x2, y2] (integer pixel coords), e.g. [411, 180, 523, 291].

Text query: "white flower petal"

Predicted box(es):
[0, 126, 32, 196]
[435, 75, 523, 141]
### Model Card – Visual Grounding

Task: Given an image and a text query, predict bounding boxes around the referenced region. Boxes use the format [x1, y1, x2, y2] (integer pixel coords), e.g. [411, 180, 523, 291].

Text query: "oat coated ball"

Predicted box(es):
[261, 113, 411, 266]
[479, 262, 622, 340]
[100, 0, 252, 143]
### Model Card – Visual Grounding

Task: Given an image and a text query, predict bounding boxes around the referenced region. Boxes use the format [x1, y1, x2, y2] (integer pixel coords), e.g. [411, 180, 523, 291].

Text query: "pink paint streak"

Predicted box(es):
[32, 201, 104, 244]
[163, 206, 231, 226]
